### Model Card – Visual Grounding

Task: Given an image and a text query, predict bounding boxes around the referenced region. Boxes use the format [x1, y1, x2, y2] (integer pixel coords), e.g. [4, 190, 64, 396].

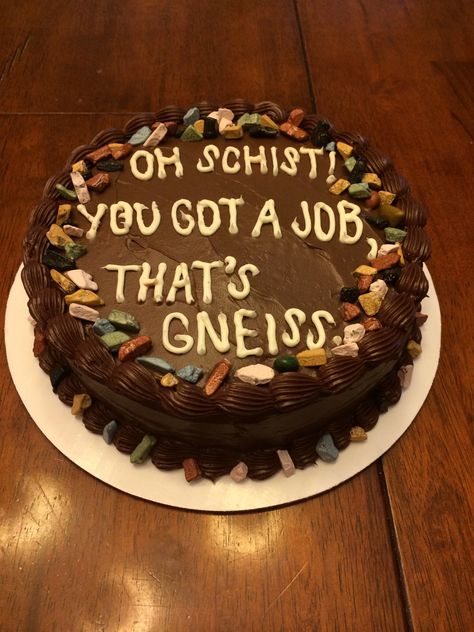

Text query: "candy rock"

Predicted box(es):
[329, 178, 351, 195]
[92, 318, 116, 336]
[130, 435, 156, 464]
[70, 170, 90, 204]
[64, 242, 88, 261]
[203, 359, 232, 396]
[160, 372, 179, 387]
[384, 227, 407, 243]
[118, 335, 152, 362]
[64, 289, 104, 306]
[398, 364, 414, 389]
[183, 107, 200, 126]
[50, 269, 76, 293]
[55, 183, 77, 201]
[62, 224, 84, 238]
[137, 356, 175, 374]
[296, 348, 327, 366]
[331, 342, 359, 357]
[68, 303, 99, 321]
[56, 204, 72, 226]
[235, 363, 275, 385]
[107, 309, 140, 332]
[181, 125, 203, 142]
[359, 291, 383, 316]
[230, 461, 248, 482]
[86, 145, 111, 163]
[273, 355, 299, 373]
[350, 426, 368, 442]
[182, 457, 201, 482]
[362, 172, 382, 189]
[102, 420, 118, 444]
[407, 340, 422, 358]
[177, 364, 203, 384]
[143, 123, 168, 147]
[277, 449, 296, 477]
[65, 269, 98, 290]
[343, 324, 365, 344]
[100, 330, 132, 352]
[348, 183, 371, 199]
[336, 141, 353, 160]
[316, 434, 339, 462]
[71, 393, 92, 416]
[369, 279, 389, 299]
[129, 126, 152, 146]
[46, 224, 74, 248]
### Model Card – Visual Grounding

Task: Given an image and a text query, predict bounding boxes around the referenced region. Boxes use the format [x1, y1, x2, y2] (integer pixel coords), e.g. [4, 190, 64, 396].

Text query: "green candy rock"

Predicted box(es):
[384, 227, 407, 243]
[180, 124, 203, 142]
[55, 183, 77, 201]
[378, 204, 406, 228]
[348, 182, 371, 199]
[130, 435, 157, 464]
[107, 309, 140, 332]
[64, 242, 88, 260]
[273, 355, 299, 373]
[344, 156, 357, 172]
[100, 330, 131, 352]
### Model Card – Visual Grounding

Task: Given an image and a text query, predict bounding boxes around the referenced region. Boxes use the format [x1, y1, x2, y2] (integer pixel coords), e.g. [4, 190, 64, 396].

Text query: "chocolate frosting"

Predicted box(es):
[23, 100, 431, 480]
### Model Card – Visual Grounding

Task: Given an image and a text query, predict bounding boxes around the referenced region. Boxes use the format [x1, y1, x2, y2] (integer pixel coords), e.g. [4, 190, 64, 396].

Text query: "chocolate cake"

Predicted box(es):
[21, 100, 431, 482]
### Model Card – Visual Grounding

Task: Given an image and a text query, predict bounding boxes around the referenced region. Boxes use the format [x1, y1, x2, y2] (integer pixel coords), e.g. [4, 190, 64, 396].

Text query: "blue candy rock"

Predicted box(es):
[183, 107, 200, 126]
[102, 420, 118, 444]
[129, 126, 152, 146]
[177, 364, 203, 384]
[316, 434, 339, 462]
[93, 318, 116, 336]
[136, 356, 175, 374]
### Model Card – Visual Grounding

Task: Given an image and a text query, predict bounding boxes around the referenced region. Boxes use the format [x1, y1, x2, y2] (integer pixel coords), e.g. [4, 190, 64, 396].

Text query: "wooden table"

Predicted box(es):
[1, 2, 472, 630]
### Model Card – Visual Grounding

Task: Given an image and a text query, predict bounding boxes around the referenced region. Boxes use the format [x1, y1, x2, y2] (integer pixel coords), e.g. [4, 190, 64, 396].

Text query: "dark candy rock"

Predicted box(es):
[42, 247, 76, 271]
[361, 211, 389, 230]
[310, 120, 332, 148]
[340, 286, 360, 303]
[50, 363, 69, 392]
[273, 355, 299, 373]
[96, 158, 124, 172]
[248, 125, 279, 138]
[203, 117, 219, 139]
[380, 267, 402, 285]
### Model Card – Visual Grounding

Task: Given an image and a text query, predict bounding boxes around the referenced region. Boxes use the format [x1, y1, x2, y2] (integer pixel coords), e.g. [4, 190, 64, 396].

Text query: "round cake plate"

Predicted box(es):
[6, 265, 441, 512]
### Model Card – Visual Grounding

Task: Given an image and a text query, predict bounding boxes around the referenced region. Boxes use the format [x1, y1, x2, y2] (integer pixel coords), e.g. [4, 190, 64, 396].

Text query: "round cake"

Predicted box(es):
[21, 100, 431, 482]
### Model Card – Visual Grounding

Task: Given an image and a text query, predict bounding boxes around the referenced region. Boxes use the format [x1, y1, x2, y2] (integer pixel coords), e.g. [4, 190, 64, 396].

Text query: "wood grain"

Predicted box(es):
[0, 0, 472, 630]
[299, 0, 474, 629]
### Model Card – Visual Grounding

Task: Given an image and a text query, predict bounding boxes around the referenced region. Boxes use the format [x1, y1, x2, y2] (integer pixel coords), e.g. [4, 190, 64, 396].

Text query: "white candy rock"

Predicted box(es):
[68, 303, 99, 322]
[65, 269, 99, 291]
[370, 279, 389, 299]
[230, 461, 248, 482]
[332, 342, 359, 357]
[343, 323, 366, 345]
[234, 363, 275, 385]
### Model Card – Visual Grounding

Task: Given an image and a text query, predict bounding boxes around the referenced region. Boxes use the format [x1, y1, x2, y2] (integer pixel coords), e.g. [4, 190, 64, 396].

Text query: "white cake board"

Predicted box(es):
[5, 266, 441, 512]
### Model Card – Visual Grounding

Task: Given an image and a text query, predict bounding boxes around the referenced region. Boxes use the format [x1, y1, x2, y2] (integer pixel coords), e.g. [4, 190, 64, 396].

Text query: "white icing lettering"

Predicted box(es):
[300, 146, 324, 179]
[227, 263, 260, 300]
[196, 199, 221, 236]
[328, 150, 336, 176]
[306, 310, 335, 349]
[165, 263, 194, 304]
[103, 263, 141, 303]
[282, 308, 306, 347]
[110, 201, 133, 235]
[218, 196, 243, 234]
[138, 261, 167, 304]
[171, 199, 195, 235]
[337, 200, 363, 244]
[234, 309, 263, 358]
[224, 256, 237, 275]
[314, 202, 336, 242]
[196, 312, 230, 355]
[191, 260, 223, 304]
[291, 201, 312, 239]
[130, 150, 154, 181]
[280, 146, 300, 176]
[196, 144, 220, 173]
[366, 237, 378, 260]
[265, 313, 279, 355]
[76, 203, 108, 240]
[222, 146, 240, 174]
[270, 146, 279, 175]
[153, 146, 183, 179]
[133, 202, 161, 235]
[243, 145, 268, 175]
[251, 199, 282, 239]
[162, 312, 194, 354]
